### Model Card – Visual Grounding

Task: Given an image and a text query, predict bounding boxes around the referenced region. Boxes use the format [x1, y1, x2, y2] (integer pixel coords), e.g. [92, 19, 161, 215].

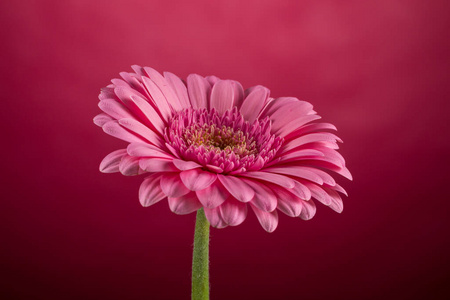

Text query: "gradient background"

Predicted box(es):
[1, 1, 449, 299]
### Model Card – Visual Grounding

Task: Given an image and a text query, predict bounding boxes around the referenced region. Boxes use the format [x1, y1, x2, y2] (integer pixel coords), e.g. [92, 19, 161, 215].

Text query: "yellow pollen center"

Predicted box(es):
[183, 124, 257, 157]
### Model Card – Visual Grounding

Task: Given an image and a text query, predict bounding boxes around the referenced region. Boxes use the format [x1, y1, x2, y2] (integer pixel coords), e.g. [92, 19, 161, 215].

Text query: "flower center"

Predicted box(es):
[183, 124, 257, 157]
[165, 107, 283, 174]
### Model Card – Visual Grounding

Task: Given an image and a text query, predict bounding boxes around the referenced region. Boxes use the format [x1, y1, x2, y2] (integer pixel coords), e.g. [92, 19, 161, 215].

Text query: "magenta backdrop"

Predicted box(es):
[1, 1, 449, 299]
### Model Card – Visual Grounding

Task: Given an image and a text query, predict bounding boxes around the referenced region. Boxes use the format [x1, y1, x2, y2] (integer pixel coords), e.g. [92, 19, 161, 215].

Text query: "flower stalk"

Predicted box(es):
[192, 208, 210, 300]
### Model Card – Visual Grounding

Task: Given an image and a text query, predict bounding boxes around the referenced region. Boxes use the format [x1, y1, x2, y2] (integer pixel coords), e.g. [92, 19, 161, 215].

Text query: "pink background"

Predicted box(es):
[1, 1, 449, 299]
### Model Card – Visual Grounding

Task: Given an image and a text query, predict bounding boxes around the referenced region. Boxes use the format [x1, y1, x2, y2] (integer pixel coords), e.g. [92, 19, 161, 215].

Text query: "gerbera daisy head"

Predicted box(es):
[94, 66, 352, 232]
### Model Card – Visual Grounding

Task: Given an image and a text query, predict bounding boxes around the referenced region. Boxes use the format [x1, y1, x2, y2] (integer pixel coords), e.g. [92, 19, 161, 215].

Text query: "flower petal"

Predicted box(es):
[290, 180, 312, 200]
[240, 171, 295, 189]
[141, 76, 172, 122]
[239, 85, 270, 123]
[204, 207, 227, 228]
[303, 182, 331, 205]
[160, 173, 191, 198]
[272, 149, 324, 165]
[139, 174, 166, 207]
[143, 67, 183, 112]
[323, 187, 344, 213]
[164, 71, 191, 109]
[99, 149, 127, 173]
[206, 75, 220, 86]
[168, 192, 202, 215]
[210, 80, 239, 115]
[98, 98, 135, 120]
[263, 166, 324, 185]
[281, 132, 342, 153]
[103, 121, 145, 144]
[127, 143, 173, 159]
[219, 197, 248, 226]
[93, 113, 114, 127]
[242, 179, 277, 212]
[172, 159, 202, 171]
[119, 155, 145, 176]
[251, 204, 279, 233]
[270, 184, 303, 217]
[218, 175, 255, 203]
[284, 122, 337, 141]
[118, 118, 164, 149]
[260, 97, 317, 137]
[196, 181, 229, 209]
[187, 74, 210, 109]
[115, 87, 166, 134]
[299, 199, 317, 220]
[331, 183, 348, 196]
[139, 158, 178, 172]
[180, 169, 217, 191]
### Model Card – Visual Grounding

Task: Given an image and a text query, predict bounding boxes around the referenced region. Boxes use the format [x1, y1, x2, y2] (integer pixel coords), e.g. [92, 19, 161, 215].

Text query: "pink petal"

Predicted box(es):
[172, 159, 202, 171]
[168, 192, 202, 215]
[187, 74, 210, 109]
[280, 115, 322, 138]
[164, 71, 191, 109]
[118, 118, 164, 149]
[119, 72, 146, 95]
[303, 182, 331, 205]
[210, 80, 239, 115]
[180, 169, 217, 191]
[102, 121, 145, 144]
[284, 122, 337, 141]
[242, 179, 277, 212]
[205, 75, 220, 86]
[281, 132, 342, 153]
[303, 160, 353, 181]
[139, 158, 178, 172]
[204, 207, 227, 228]
[98, 98, 135, 120]
[160, 173, 191, 198]
[119, 155, 145, 176]
[143, 67, 183, 112]
[239, 85, 270, 123]
[130, 65, 146, 77]
[99, 87, 117, 100]
[219, 197, 248, 226]
[271, 184, 303, 217]
[270, 149, 324, 165]
[263, 166, 324, 185]
[205, 164, 224, 173]
[99, 149, 127, 173]
[195, 181, 229, 209]
[240, 171, 295, 189]
[311, 146, 346, 168]
[288, 180, 312, 200]
[139, 174, 166, 207]
[218, 175, 255, 203]
[93, 113, 114, 127]
[231, 80, 244, 109]
[323, 187, 344, 213]
[299, 200, 317, 220]
[127, 143, 173, 159]
[260, 97, 316, 137]
[331, 183, 348, 196]
[141, 76, 172, 122]
[114, 87, 166, 134]
[250, 204, 279, 233]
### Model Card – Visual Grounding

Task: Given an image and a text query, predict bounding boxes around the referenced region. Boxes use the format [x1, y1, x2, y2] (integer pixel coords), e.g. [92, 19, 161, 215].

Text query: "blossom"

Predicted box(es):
[94, 66, 352, 232]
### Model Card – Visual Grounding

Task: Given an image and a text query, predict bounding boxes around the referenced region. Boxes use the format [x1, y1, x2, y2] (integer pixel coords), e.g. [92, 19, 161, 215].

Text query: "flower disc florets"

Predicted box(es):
[165, 107, 283, 174]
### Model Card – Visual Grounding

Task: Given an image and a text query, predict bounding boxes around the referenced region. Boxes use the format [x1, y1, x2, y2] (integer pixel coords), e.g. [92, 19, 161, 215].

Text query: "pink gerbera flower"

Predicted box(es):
[94, 66, 351, 232]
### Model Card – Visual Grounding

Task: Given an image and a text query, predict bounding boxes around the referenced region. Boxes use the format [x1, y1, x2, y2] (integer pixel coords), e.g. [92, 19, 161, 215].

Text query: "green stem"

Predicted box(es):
[192, 208, 210, 300]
